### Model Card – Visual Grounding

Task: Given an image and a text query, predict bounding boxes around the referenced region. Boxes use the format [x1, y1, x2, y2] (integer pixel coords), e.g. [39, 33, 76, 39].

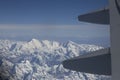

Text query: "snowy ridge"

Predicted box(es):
[0, 39, 111, 80]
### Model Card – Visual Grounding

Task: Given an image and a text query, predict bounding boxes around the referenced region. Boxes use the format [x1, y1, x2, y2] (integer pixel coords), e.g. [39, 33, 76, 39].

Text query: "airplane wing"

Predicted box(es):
[62, 48, 111, 75]
[62, 7, 111, 75]
[78, 8, 109, 24]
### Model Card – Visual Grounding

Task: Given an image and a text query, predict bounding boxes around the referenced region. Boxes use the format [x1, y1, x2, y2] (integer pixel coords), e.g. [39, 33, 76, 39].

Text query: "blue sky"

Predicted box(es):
[0, 0, 110, 46]
[0, 0, 108, 24]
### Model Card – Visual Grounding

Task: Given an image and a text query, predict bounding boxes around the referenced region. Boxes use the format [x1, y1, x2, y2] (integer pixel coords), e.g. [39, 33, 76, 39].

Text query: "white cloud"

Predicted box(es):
[0, 24, 110, 40]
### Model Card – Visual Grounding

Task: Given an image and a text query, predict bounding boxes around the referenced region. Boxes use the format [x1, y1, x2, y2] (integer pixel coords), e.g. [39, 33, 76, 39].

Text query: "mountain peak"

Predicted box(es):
[30, 38, 39, 43]
[20, 39, 42, 51]
[67, 40, 76, 44]
[29, 38, 41, 45]
[63, 40, 78, 47]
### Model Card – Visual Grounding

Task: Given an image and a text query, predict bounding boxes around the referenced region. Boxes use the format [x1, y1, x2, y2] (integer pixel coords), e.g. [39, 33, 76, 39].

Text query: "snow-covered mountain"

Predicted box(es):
[0, 39, 111, 80]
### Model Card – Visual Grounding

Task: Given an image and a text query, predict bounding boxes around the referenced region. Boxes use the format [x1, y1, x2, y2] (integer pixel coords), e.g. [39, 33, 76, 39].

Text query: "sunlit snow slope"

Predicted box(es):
[0, 39, 111, 80]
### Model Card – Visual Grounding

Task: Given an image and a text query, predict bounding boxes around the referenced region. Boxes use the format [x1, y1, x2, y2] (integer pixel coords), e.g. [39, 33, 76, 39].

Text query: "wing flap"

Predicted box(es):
[62, 48, 111, 75]
[78, 8, 110, 24]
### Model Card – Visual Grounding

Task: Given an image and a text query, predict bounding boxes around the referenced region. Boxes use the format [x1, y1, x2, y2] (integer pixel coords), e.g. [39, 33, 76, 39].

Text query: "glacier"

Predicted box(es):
[0, 39, 111, 80]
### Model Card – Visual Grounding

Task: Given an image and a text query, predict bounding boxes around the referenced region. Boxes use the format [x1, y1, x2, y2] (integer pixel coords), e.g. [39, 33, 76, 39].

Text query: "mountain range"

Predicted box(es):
[0, 39, 111, 80]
